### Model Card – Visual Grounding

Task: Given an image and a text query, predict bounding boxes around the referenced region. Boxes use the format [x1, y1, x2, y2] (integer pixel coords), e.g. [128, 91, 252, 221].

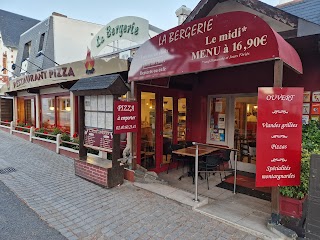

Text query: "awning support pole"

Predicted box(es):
[271, 59, 283, 225]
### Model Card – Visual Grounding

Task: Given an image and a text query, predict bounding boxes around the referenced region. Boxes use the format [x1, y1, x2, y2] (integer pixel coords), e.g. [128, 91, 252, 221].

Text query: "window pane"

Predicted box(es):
[163, 97, 173, 165]
[141, 92, 156, 169]
[178, 98, 187, 141]
[41, 97, 55, 128]
[57, 96, 71, 131]
[208, 97, 226, 143]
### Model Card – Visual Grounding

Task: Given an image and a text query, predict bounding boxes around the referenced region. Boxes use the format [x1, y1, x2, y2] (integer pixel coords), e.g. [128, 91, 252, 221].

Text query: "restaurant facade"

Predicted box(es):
[1, 15, 162, 138]
[127, 0, 320, 175]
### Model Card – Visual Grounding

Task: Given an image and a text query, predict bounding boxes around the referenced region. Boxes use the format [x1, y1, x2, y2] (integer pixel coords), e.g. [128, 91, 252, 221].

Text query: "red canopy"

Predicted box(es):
[129, 11, 302, 82]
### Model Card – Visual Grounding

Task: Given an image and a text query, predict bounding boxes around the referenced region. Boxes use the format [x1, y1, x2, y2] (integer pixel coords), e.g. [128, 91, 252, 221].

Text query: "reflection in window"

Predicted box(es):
[140, 92, 156, 169]
[41, 97, 55, 128]
[178, 98, 187, 141]
[208, 97, 226, 143]
[17, 97, 35, 126]
[57, 96, 71, 131]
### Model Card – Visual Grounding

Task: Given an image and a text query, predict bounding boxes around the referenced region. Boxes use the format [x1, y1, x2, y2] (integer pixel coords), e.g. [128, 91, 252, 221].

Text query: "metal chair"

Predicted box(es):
[240, 143, 251, 163]
[199, 155, 223, 190]
[167, 144, 183, 173]
[163, 138, 172, 163]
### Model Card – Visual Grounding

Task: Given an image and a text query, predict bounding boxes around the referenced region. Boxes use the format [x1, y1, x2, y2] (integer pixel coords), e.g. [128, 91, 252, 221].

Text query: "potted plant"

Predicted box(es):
[279, 121, 320, 237]
[279, 150, 310, 219]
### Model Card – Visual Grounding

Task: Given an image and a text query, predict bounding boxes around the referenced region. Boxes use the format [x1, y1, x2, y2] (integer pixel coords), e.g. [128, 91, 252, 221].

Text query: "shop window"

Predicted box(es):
[57, 96, 71, 131]
[41, 97, 55, 128]
[208, 97, 227, 144]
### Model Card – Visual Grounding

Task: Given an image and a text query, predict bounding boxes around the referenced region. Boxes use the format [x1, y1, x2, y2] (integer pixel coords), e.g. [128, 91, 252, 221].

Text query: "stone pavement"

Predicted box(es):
[0, 131, 260, 240]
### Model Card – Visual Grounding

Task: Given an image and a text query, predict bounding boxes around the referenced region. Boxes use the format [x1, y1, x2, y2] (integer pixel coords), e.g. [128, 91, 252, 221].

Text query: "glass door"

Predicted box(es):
[162, 97, 173, 165]
[139, 89, 190, 171]
[234, 96, 257, 173]
[140, 92, 156, 169]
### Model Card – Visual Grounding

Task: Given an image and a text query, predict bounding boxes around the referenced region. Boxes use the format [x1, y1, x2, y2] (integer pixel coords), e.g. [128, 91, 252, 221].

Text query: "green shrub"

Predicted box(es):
[279, 150, 311, 199]
[280, 120, 320, 199]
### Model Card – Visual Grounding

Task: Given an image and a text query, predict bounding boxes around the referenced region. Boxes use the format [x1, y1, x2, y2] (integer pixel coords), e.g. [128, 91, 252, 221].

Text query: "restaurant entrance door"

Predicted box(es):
[234, 96, 257, 173]
[139, 88, 190, 172]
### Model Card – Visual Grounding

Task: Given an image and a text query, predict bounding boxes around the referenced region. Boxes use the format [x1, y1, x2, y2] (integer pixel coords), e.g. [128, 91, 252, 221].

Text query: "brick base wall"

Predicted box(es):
[33, 139, 56, 152]
[12, 131, 29, 141]
[60, 148, 78, 159]
[0, 127, 10, 133]
[74, 160, 108, 187]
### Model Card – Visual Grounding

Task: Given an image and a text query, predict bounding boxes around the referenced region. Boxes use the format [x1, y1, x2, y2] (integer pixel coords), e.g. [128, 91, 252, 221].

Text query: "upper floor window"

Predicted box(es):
[38, 33, 45, 52]
[22, 41, 31, 60]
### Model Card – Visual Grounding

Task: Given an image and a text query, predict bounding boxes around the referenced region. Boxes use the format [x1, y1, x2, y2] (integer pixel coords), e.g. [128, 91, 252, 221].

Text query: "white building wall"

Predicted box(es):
[53, 16, 103, 65]
[0, 37, 18, 87]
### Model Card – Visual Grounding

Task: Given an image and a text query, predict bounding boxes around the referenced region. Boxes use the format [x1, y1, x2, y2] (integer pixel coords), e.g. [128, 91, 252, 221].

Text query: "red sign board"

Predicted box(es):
[256, 88, 303, 187]
[84, 128, 126, 151]
[84, 128, 113, 151]
[128, 11, 302, 82]
[113, 101, 138, 134]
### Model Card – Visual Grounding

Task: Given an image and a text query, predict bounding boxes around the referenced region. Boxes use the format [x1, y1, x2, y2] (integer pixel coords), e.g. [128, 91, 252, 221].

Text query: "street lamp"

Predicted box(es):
[36, 51, 60, 65]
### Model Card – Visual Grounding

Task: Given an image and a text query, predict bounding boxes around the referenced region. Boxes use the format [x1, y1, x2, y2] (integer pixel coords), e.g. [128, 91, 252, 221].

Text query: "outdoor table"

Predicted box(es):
[172, 146, 219, 157]
[172, 146, 219, 181]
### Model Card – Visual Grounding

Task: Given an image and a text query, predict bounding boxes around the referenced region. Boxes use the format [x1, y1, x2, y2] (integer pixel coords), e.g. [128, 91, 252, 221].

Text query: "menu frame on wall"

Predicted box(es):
[256, 87, 303, 187]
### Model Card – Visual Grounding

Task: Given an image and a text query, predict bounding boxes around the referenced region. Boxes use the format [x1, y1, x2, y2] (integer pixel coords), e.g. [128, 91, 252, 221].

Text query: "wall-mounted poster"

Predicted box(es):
[311, 103, 320, 114]
[218, 113, 226, 129]
[302, 115, 309, 125]
[312, 91, 320, 102]
[303, 91, 311, 102]
[303, 103, 310, 114]
[311, 115, 319, 121]
[215, 101, 223, 112]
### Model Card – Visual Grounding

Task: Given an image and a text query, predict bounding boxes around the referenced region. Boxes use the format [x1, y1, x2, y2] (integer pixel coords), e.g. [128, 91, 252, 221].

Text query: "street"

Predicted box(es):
[0, 131, 259, 240]
[0, 180, 66, 240]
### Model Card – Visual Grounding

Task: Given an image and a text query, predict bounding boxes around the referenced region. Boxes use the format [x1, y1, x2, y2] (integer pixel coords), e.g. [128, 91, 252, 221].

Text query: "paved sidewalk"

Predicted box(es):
[0, 131, 259, 240]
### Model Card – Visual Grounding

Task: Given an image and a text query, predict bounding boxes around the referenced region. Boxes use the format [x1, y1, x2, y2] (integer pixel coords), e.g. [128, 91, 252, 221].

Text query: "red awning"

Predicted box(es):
[273, 30, 302, 74]
[128, 11, 302, 82]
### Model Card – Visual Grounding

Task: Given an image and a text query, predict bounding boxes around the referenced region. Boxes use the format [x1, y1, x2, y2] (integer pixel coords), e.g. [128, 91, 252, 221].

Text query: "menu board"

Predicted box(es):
[256, 88, 303, 187]
[84, 128, 113, 151]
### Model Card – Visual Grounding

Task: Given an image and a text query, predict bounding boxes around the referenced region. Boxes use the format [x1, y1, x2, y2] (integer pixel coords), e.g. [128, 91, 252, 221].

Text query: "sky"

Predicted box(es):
[1, 0, 279, 30]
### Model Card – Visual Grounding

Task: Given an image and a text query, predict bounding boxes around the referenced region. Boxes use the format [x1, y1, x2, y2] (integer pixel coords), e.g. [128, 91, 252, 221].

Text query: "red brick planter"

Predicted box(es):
[74, 158, 124, 188]
[33, 138, 56, 152]
[12, 131, 29, 141]
[59, 148, 78, 159]
[124, 168, 135, 182]
[280, 195, 306, 219]
[0, 126, 10, 133]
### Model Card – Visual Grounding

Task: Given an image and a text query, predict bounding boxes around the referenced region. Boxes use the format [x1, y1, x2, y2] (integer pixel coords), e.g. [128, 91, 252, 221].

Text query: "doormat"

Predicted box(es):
[216, 174, 271, 201]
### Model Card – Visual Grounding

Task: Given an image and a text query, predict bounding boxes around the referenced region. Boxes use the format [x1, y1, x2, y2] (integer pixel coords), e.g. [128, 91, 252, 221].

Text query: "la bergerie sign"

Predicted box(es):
[91, 16, 149, 56]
